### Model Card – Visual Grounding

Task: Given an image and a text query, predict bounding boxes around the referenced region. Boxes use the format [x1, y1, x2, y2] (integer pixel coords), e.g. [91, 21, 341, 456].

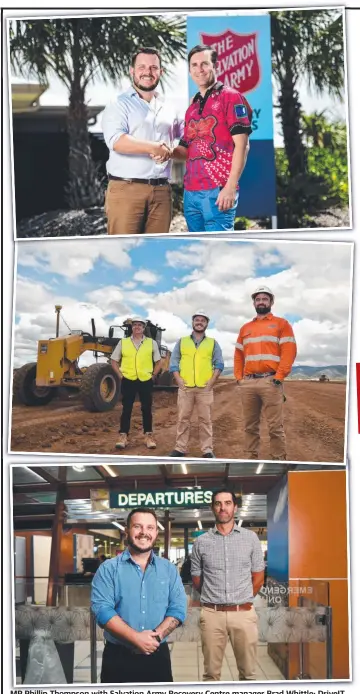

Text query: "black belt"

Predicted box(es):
[245, 371, 276, 380]
[108, 175, 169, 186]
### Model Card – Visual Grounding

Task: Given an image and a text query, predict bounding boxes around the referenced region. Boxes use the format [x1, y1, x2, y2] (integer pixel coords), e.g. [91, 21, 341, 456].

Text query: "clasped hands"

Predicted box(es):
[133, 629, 161, 655]
[150, 140, 173, 164]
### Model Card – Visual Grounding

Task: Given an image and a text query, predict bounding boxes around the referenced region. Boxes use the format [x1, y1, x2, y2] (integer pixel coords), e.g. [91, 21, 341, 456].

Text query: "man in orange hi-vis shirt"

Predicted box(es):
[234, 286, 297, 460]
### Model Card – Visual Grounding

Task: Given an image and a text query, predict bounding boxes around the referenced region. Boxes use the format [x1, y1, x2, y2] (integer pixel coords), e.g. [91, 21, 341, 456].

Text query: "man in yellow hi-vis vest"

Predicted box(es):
[111, 317, 162, 450]
[169, 310, 224, 458]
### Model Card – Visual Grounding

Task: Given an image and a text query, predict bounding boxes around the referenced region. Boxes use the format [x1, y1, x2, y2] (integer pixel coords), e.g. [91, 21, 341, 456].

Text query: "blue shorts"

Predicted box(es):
[184, 187, 239, 232]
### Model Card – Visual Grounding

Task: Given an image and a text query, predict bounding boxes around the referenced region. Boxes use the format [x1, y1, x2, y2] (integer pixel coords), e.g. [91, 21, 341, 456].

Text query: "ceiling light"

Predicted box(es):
[72, 465, 85, 472]
[197, 520, 203, 530]
[157, 521, 165, 530]
[181, 463, 188, 474]
[112, 521, 125, 531]
[256, 463, 264, 475]
[102, 464, 117, 478]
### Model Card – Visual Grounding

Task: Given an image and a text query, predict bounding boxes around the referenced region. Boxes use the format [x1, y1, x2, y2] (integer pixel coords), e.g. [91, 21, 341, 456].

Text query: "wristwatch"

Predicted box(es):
[272, 379, 282, 386]
[153, 630, 161, 643]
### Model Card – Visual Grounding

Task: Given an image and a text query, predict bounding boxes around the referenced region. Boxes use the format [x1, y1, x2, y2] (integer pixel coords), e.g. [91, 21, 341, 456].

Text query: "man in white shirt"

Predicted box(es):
[102, 47, 181, 235]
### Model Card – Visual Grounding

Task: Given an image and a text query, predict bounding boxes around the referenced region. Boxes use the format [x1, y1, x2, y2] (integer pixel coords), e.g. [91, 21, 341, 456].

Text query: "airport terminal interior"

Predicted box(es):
[13, 462, 349, 683]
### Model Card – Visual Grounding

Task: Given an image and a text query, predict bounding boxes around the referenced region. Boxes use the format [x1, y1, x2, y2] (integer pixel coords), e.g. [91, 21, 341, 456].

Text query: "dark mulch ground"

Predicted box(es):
[16, 206, 350, 238]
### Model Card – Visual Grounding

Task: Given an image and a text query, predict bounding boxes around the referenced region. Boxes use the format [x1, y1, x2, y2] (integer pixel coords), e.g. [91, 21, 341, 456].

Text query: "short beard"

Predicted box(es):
[255, 305, 271, 315]
[193, 323, 208, 333]
[133, 76, 161, 93]
[128, 538, 155, 554]
[215, 514, 234, 525]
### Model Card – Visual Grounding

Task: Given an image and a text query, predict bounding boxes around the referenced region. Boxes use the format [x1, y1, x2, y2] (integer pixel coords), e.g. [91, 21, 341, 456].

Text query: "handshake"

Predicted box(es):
[150, 140, 173, 164]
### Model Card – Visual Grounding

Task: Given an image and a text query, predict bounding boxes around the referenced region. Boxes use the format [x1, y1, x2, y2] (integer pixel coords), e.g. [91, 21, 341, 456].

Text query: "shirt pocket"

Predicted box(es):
[153, 579, 169, 604]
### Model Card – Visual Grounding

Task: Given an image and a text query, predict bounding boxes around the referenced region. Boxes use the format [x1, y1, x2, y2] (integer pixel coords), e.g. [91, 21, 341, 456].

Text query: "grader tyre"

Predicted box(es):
[12, 362, 56, 406]
[154, 370, 178, 391]
[80, 363, 121, 412]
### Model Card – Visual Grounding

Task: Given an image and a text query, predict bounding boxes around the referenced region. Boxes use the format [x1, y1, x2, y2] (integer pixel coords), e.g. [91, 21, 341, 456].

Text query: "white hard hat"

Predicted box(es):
[131, 316, 146, 325]
[251, 286, 275, 301]
[192, 309, 210, 322]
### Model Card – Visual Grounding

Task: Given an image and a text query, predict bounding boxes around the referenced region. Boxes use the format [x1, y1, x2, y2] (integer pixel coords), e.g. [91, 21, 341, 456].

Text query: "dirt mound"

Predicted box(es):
[10, 380, 346, 463]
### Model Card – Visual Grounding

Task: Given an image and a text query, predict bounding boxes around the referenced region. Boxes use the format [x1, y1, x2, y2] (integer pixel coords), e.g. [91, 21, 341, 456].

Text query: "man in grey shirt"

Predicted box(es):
[102, 46, 181, 235]
[191, 489, 264, 681]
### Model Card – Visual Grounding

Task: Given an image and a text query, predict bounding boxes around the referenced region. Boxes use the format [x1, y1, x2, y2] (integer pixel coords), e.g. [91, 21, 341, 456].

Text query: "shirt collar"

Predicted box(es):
[212, 523, 242, 535]
[121, 547, 156, 565]
[193, 81, 223, 103]
[127, 85, 163, 103]
[191, 332, 206, 343]
[252, 312, 274, 322]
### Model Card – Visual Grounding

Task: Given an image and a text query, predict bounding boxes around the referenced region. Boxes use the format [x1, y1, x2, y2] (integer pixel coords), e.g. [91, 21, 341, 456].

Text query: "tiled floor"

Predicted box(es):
[72, 639, 285, 683]
[17, 639, 284, 684]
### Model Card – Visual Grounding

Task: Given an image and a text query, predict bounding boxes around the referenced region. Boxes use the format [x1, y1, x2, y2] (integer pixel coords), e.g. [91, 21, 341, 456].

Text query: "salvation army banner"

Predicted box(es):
[187, 14, 277, 218]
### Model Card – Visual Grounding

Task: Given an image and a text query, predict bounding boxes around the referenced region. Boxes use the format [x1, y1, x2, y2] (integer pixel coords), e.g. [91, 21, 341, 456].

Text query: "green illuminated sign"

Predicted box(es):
[110, 488, 216, 509]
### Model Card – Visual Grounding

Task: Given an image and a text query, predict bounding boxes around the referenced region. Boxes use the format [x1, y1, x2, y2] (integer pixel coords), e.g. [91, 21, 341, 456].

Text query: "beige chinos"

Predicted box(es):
[174, 387, 214, 454]
[239, 376, 286, 459]
[200, 606, 259, 680]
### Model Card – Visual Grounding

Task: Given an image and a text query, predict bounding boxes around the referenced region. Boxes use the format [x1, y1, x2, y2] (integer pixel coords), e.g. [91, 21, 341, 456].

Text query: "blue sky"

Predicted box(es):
[14, 237, 352, 369]
[20, 238, 291, 303]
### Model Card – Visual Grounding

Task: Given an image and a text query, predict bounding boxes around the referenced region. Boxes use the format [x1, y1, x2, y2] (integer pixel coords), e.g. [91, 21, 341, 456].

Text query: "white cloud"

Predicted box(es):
[16, 238, 141, 279]
[85, 286, 129, 316]
[14, 278, 130, 368]
[133, 269, 160, 286]
[13, 240, 352, 371]
[291, 318, 349, 366]
[146, 310, 190, 348]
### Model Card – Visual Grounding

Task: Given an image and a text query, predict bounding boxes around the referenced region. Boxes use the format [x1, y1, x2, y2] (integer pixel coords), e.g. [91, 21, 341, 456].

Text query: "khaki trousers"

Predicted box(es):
[200, 606, 258, 681]
[239, 376, 286, 459]
[175, 386, 214, 454]
[105, 179, 172, 235]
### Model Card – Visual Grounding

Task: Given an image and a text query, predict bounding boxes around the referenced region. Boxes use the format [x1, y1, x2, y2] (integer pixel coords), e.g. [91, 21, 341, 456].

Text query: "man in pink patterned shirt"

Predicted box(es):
[171, 44, 252, 232]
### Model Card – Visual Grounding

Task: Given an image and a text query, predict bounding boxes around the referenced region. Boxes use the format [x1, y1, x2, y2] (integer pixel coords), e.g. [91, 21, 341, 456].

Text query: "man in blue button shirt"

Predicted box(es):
[102, 47, 182, 236]
[91, 507, 187, 683]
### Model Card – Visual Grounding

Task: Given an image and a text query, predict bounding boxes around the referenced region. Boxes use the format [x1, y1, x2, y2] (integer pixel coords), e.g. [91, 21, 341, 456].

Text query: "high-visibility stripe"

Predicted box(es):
[235, 343, 244, 351]
[279, 336, 296, 345]
[243, 335, 280, 345]
[245, 354, 281, 363]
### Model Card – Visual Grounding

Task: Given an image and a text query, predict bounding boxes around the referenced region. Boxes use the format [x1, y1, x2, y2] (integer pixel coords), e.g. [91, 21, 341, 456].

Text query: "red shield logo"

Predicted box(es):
[200, 29, 260, 93]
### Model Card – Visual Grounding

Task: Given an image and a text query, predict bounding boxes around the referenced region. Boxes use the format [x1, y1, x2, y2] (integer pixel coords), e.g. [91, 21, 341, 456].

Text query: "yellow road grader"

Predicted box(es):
[13, 306, 176, 412]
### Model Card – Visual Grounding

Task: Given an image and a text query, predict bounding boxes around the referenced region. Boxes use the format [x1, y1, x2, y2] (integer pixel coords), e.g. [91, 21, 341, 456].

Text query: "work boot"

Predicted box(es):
[145, 432, 156, 449]
[202, 452, 215, 458]
[169, 450, 186, 457]
[115, 433, 128, 450]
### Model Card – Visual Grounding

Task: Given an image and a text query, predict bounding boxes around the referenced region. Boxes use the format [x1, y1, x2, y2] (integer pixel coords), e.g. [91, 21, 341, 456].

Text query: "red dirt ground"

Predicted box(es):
[10, 380, 346, 463]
